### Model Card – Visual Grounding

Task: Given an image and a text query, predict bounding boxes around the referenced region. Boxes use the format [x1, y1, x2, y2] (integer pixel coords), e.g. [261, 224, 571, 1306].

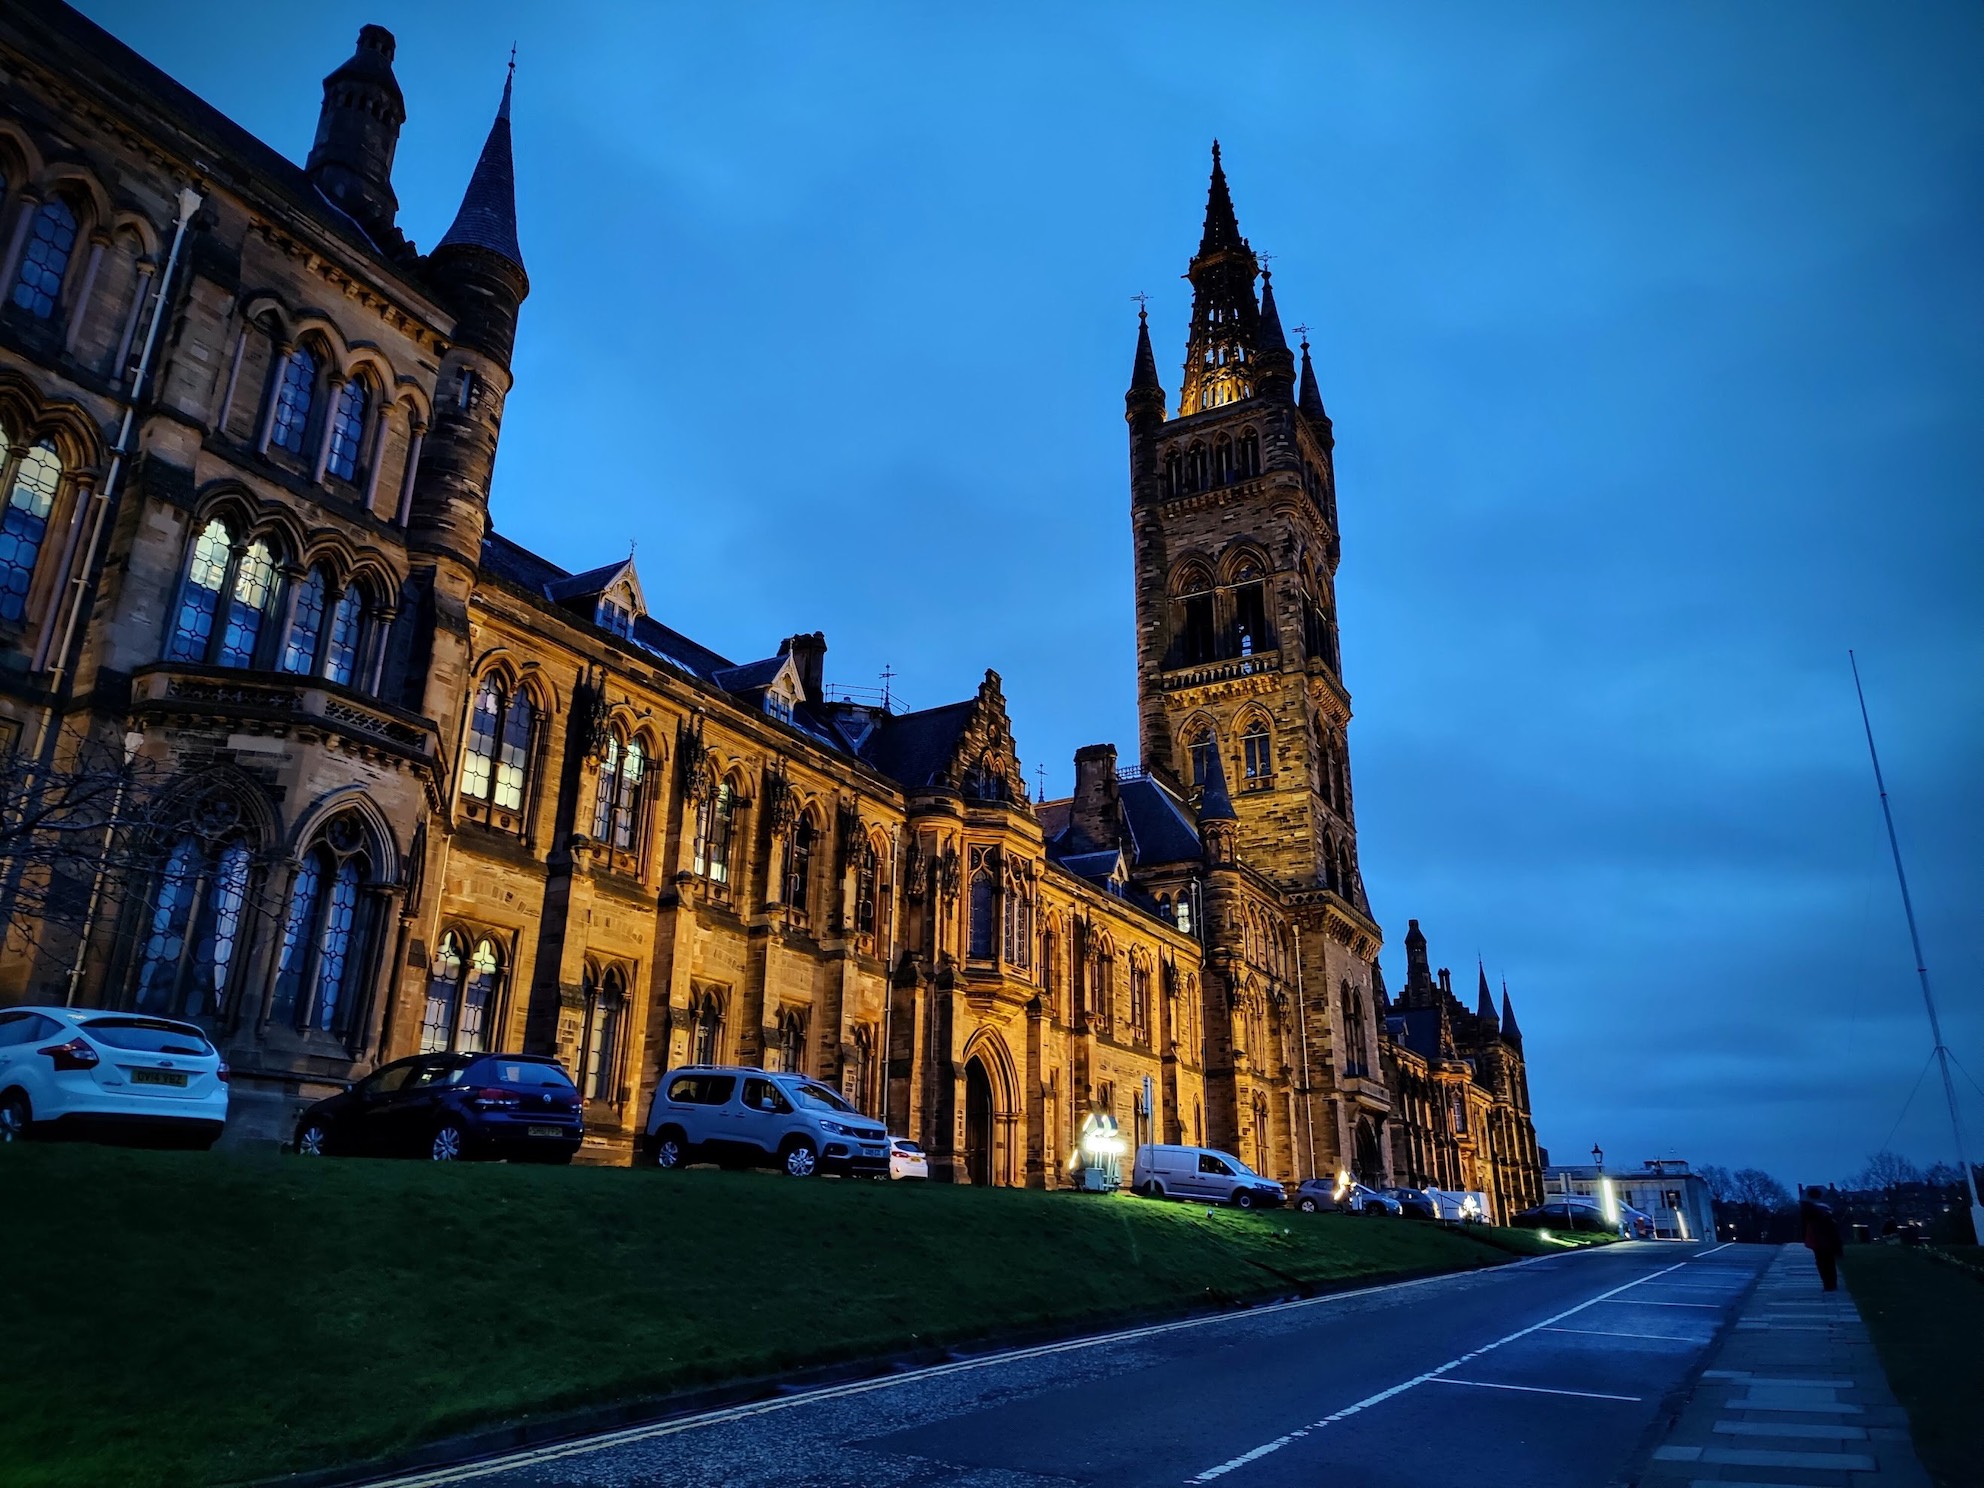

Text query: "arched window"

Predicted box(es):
[1163, 447, 1183, 497]
[1175, 892, 1194, 936]
[323, 585, 364, 685]
[133, 833, 253, 1022]
[1194, 1098, 1204, 1147]
[325, 378, 368, 481]
[1003, 870, 1032, 968]
[1041, 926, 1059, 1010]
[1241, 719, 1272, 783]
[420, 931, 503, 1054]
[1173, 565, 1215, 667]
[693, 781, 735, 885]
[270, 346, 318, 455]
[968, 866, 995, 958]
[1237, 428, 1261, 477]
[165, 520, 277, 669]
[10, 198, 79, 319]
[280, 567, 328, 675]
[580, 964, 626, 1102]
[1185, 442, 1208, 492]
[167, 519, 231, 662]
[848, 1025, 875, 1114]
[0, 437, 62, 623]
[690, 988, 724, 1065]
[1230, 557, 1270, 658]
[770, 1007, 806, 1075]
[1130, 958, 1151, 1037]
[459, 676, 538, 816]
[1212, 434, 1234, 486]
[592, 732, 646, 853]
[215, 539, 276, 668]
[1253, 1093, 1271, 1175]
[269, 818, 376, 1036]
[1185, 723, 1217, 789]
[1090, 946, 1114, 1028]
[854, 839, 879, 938]
[785, 813, 816, 916]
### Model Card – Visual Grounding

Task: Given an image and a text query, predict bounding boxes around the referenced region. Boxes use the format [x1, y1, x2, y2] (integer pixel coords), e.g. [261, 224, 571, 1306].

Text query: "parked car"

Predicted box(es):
[1511, 1199, 1616, 1233]
[1618, 1202, 1657, 1239]
[1387, 1186, 1439, 1220]
[1290, 1180, 1399, 1215]
[0, 1006, 227, 1148]
[889, 1135, 929, 1180]
[641, 1065, 889, 1178]
[1131, 1143, 1285, 1209]
[293, 1051, 581, 1163]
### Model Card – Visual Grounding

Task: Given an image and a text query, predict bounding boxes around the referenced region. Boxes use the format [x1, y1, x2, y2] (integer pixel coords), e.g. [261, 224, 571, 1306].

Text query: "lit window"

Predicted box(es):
[462, 680, 499, 802]
[271, 348, 318, 455]
[216, 540, 275, 668]
[323, 586, 363, 685]
[134, 833, 254, 1021]
[281, 568, 328, 674]
[270, 854, 322, 1025]
[167, 520, 233, 663]
[785, 816, 815, 915]
[311, 858, 362, 1033]
[325, 380, 368, 481]
[1188, 730, 1216, 787]
[10, 199, 78, 320]
[592, 733, 646, 852]
[420, 932, 463, 1054]
[0, 439, 62, 623]
[968, 869, 994, 958]
[581, 965, 625, 1101]
[1243, 725, 1271, 781]
[693, 783, 735, 884]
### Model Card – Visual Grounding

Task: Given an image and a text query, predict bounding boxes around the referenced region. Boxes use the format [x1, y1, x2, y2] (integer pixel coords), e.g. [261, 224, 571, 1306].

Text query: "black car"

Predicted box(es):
[1511, 1199, 1615, 1233]
[294, 1051, 582, 1163]
[1387, 1186, 1439, 1220]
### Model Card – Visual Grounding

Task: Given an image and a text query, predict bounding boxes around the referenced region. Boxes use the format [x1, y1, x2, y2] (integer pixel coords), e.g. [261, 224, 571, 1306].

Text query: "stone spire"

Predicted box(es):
[1125, 304, 1166, 426]
[1403, 918, 1433, 1008]
[438, 63, 524, 272]
[306, 25, 406, 245]
[1298, 332, 1334, 447]
[1255, 268, 1295, 399]
[1178, 141, 1262, 416]
[1476, 962, 1500, 1030]
[1198, 734, 1237, 823]
[1501, 982, 1523, 1044]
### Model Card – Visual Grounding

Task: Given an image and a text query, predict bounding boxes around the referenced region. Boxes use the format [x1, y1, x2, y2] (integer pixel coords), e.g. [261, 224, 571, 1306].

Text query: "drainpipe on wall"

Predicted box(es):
[878, 820, 902, 1132]
[1292, 927, 1318, 1181]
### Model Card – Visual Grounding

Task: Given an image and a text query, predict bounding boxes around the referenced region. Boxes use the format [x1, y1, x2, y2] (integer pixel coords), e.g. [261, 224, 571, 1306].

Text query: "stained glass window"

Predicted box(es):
[280, 567, 327, 674]
[133, 836, 199, 1014]
[270, 852, 323, 1024]
[0, 440, 61, 623]
[494, 691, 533, 811]
[271, 347, 317, 455]
[461, 679, 499, 801]
[613, 741, 643, 850]
[968, 870, 994, 958]
[192, 843, 252, 1016]
[420, 932, 462, 1053]
[460, 940, 498, 1054]
[10, 199, 78, 319]
[167, 519, 231, 662]
[216, 539, 275, 668]
[325, 379, 367, 481]
[324, 585, 362, 685]
[592, 733, 620, 839]
[311, 859, 361, 1033]
[694, 783, 734, 884]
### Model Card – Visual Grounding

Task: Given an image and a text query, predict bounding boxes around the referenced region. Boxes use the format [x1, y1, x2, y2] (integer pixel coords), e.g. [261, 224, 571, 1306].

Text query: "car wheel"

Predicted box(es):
[430, 1122, 467, 1162]
[651, 1129, 687, 1169]
[295, 1121, 332, 1157]
[781, 1139, 818, 1178]
[1233, 1189, 1256, 1210]
[0, 1089, 29, 1143]
[1297, 1196, 1319, 1213]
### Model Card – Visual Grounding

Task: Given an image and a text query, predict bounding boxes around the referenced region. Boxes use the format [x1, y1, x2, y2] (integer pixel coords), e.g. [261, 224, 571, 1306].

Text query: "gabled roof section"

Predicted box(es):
[712, 653, 800, 697]
[544, 556, 645, 613]
[1117, 775, 1202, 866]
[859, 700, 977, 789]
[858, 671, 1026, 801]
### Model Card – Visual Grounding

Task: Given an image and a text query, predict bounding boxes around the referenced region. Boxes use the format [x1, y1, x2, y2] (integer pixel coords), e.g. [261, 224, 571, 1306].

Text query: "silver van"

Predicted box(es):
[1131, 1143, 1285, 1209]
[641, 1065, 889, 1178]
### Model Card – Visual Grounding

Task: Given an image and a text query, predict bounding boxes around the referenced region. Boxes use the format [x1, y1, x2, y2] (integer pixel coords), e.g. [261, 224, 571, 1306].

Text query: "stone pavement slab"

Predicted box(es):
[1627, 1245, 1929, 1488]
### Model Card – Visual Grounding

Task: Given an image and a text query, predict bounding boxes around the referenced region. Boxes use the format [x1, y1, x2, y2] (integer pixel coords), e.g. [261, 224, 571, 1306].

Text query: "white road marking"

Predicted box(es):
[1184, 1260, 1698, 1482]
[1610, 1300, 1723, 1308]
[1695, 1242, 1735, 1257]
[1429, 1378, 1642, 1403]
[1546, 1326, 1705, 1343]
[359, 1250, 1573, 1488]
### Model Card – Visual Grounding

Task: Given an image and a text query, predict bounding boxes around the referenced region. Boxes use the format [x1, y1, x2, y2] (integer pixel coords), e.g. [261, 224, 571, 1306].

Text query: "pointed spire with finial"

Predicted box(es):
[1197, 735, 1237, 823]
[437, 55, 524, 272]
[1254, 268, 1295, 398]
[1476, 961, 1500, 1029]
[1297, 330, 1333, 447]
[1501, 981, 1522, 1044]
[1179, 140, 1262, 415]
[1125, 299, 1166, 424]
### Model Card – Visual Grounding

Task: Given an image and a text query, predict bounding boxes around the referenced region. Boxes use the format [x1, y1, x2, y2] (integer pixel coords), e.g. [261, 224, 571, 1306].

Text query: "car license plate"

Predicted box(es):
[131, 1068, 188, 1087]
[527, 1125, 563, 1138]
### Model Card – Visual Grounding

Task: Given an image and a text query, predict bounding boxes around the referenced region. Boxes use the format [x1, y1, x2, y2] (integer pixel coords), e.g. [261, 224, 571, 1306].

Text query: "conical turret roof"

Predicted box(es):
[1197, 736, 1237, 823]
[438, 66, 523, 270]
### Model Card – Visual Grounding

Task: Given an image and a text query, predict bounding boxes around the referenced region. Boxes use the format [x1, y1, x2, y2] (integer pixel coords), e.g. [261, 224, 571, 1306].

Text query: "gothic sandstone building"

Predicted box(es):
[0, 5, 1541, 1215]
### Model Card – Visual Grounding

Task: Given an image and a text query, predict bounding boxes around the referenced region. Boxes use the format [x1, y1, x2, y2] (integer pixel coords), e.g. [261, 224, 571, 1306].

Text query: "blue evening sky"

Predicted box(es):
[82, 2, 1983, 1187]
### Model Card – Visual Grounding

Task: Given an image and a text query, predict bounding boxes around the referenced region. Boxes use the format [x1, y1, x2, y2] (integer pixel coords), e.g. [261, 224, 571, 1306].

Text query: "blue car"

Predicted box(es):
[294, 1051, 582, 1163]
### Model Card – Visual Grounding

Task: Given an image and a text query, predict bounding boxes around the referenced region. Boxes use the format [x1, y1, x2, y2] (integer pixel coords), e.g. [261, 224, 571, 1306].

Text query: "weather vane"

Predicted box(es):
[1130, 291, 1150, 312]
[1293, 321, 1311, 346]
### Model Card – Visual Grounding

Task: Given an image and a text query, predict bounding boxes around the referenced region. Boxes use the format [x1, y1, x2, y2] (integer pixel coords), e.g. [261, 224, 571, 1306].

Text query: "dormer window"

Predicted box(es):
[765, 691, 793, 724]
[597, 598, 633, 639]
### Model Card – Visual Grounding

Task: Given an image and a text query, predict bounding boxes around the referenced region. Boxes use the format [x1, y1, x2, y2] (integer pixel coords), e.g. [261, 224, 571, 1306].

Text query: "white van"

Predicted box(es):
[1131, 1143, 1285, 1209]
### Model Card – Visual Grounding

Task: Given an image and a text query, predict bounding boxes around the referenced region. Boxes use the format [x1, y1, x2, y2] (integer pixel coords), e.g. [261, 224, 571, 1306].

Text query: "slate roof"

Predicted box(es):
[711, 657, 787, 694]
[1118, 776, 1202, 865]
[543, 560, 633, 605]
[436, 72, 523, 270]
[857, 701, 976, 789]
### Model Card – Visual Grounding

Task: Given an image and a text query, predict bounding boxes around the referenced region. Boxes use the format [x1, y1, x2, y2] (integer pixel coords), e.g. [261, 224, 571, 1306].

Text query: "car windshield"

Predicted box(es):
[472, 1058, 575, 1088]
[893, 1139, 923, 1152]
[789, 1081, 854, 1113]
[79, 1017, 212, 1055]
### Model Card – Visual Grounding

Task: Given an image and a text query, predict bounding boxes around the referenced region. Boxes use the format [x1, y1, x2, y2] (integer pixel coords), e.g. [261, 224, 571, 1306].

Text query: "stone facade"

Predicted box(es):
[0, 8, 1543, 1210]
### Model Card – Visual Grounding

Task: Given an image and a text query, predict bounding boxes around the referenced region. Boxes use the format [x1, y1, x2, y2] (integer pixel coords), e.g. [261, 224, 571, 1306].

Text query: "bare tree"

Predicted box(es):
[1858, 1150, 1923, 1191]
[1923, 1161, 1965, 1189]
[1730, 1167, 1792, 1212]
[1697, 1164, 1734, 1203]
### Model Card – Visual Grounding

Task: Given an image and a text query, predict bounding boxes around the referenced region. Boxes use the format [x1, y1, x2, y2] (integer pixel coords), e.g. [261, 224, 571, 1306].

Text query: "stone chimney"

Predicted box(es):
[1070, 743, 1121, 851]
[779, 632, 826, 706]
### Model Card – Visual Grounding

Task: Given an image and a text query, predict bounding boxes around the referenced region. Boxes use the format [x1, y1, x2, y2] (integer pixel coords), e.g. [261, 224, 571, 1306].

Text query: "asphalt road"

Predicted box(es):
[366, 1239, 1772, 1488]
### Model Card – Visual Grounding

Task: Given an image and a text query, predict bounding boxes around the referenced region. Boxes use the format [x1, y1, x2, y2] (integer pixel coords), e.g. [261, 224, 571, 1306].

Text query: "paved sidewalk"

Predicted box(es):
[1633, 1244, 1928, 1487]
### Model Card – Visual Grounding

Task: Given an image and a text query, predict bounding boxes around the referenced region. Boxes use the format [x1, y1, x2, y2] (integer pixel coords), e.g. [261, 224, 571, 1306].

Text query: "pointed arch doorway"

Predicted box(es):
[964, 1057, 994, 1187]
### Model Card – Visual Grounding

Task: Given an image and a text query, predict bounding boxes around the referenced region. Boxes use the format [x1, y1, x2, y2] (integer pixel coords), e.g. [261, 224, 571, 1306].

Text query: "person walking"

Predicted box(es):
[1799, 1186, 1844, 1292]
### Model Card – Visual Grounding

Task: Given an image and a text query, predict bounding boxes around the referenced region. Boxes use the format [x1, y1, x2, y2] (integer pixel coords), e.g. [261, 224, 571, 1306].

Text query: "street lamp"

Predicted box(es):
[1591, 1143, 1604, 1171]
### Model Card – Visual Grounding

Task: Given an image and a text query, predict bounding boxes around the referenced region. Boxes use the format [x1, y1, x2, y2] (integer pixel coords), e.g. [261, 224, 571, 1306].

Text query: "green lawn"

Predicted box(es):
[1, 1145, 1552, 1488]
[1844, 1245, 1984, 1488]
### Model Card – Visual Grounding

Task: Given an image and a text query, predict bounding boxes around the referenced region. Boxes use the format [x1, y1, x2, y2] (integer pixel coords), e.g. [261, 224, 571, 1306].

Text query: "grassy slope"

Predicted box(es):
[1844, 1246, 1984, 1488]
[2, 1146, 1542, 1488]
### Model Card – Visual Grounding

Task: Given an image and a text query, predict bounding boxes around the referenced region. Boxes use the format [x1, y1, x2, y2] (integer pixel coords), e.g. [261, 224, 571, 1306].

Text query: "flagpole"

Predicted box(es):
[1850, 651, 1984, 1237]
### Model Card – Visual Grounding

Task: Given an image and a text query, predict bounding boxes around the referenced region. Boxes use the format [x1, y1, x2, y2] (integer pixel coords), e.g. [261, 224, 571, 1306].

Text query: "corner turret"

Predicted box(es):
[306, 25, 406, 248]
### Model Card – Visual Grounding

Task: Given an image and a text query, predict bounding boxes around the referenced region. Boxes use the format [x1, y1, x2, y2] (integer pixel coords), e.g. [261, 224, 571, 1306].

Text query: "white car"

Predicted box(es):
[0, 1005, 228, 1147]
[889, 1135, 928, 1180]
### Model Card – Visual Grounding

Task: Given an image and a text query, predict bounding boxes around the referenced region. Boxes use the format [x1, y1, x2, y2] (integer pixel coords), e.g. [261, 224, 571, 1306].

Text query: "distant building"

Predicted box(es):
[0, 5, 1548, 1203]
[1545, 1159, 1715, 1241]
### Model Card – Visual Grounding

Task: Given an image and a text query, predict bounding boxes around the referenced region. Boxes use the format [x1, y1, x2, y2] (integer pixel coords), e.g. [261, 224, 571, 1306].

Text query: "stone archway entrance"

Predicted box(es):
[964, 1058, 994, 1187]
[1354, 1116, 1383, 1184]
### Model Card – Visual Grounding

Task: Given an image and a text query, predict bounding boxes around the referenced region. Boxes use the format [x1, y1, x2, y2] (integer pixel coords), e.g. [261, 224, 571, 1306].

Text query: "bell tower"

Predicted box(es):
[1128, 145, 1361, 912]
[1127, 146, 1389, 1182]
